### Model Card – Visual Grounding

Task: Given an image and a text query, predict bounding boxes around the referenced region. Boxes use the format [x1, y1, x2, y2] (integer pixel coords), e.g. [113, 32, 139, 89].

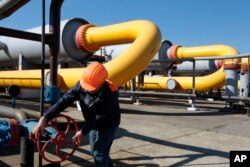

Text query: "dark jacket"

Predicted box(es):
[43, 80, 120, 135]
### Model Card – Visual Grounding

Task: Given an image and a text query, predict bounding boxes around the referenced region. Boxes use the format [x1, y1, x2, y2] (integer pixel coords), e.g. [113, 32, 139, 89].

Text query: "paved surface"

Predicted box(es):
[0, 96, 250, 166]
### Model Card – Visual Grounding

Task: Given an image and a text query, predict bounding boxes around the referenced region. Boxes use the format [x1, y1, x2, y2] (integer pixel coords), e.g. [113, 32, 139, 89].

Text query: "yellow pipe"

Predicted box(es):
[175, 45, 240, 65]
[0, 20, 162, 91]
[135, 45, 239, 92]
[0, 70, 43, 89]
[82, 20, 161, 86]
[176, 45, 237, 58]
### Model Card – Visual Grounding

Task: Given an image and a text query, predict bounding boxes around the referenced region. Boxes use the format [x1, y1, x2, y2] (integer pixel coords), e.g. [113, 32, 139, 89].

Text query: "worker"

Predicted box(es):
[32, 62, 121, 167]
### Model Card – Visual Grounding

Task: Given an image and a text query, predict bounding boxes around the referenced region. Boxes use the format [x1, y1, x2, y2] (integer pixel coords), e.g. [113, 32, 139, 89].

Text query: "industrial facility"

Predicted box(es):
[0, 0, 250, 166]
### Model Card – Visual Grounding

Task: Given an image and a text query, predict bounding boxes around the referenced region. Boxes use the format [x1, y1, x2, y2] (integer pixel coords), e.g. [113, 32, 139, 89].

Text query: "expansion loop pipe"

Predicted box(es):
[137, 45, 239, 92]
[76, 20, 162, 87]
[0, 20, 162, 90]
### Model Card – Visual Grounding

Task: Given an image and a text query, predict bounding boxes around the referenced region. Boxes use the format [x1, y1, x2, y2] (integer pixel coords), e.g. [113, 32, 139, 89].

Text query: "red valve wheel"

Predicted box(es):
[36, 114, 79, 163]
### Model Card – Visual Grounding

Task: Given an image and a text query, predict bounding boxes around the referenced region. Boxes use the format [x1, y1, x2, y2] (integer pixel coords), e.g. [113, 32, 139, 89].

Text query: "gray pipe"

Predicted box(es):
[0, 0, 30, 20]
[239, 68, 249, 98]
[225, 69, 239, 97]
[0, 105, 29, 121]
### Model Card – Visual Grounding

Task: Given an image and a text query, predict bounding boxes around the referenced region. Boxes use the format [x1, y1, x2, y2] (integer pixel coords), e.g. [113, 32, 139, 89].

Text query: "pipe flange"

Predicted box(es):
[158, 40, 173, 69]
[75, 24, 100, 53]
[215, 60, 223, 69]
[167, 45, 181, 60]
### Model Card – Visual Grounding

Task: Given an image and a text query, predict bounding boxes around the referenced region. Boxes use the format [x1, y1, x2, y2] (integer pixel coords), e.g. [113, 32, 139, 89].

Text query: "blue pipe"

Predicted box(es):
[44, 86, 61, 104]
[0, 119, 11, 145]
[0, 118, 59, 146]
[20, 120, 58, 141]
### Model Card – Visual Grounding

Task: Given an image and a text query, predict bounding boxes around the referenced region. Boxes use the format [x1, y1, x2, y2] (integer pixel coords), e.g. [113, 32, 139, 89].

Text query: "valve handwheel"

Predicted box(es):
[36, 114, 79, 163]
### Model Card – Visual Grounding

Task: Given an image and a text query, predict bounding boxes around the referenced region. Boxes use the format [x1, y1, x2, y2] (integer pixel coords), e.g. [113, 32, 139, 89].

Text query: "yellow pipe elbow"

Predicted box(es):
[79, 20, 162, 87]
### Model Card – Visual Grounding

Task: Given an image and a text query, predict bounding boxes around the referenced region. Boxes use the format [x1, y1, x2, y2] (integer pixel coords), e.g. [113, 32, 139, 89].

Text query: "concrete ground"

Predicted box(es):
[0, 96, 250, 166]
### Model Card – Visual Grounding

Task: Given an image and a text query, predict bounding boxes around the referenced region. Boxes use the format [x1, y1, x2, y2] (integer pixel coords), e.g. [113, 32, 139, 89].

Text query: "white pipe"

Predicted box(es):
[0, 18, 85, 66]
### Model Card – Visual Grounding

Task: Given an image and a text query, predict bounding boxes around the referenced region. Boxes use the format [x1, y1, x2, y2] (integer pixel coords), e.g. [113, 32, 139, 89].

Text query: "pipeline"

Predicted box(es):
[0, 105, 34, 167]
[0, 111, 80, 164]
[97, 41, 221, 75]
[0, 19, 162, 91]
[127, 45, 240, 92]
[0, 28, 219, 76]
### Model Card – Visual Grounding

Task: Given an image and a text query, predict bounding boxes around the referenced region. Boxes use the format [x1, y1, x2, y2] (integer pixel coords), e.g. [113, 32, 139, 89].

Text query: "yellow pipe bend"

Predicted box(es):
[0, 20, 162, 91]
[140, 45, 239, 92]
[84, 20, 162, 86]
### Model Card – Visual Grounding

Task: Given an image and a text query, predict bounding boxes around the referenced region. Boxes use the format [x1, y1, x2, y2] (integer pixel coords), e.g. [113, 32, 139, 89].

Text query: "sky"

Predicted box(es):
[1, 0, 250, 53]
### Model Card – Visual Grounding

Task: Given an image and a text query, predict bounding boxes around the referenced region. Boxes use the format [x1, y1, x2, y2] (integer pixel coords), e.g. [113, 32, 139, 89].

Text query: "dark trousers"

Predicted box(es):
[89, 126, 118, 167]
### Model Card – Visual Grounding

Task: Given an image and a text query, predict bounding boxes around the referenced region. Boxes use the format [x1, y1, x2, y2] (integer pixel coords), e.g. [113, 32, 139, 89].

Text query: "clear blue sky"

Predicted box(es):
[1, 0, 250, 53]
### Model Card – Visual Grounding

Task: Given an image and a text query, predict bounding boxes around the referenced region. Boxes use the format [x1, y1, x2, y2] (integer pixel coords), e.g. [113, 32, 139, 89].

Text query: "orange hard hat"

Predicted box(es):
[80, 63, 108, 92]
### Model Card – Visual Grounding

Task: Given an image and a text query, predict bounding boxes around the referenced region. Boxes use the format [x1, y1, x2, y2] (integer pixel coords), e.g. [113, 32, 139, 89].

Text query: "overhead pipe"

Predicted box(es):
[0, 0, 30, 20]
[0, 27, 42, 42]
[0, 20, 162, 90]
